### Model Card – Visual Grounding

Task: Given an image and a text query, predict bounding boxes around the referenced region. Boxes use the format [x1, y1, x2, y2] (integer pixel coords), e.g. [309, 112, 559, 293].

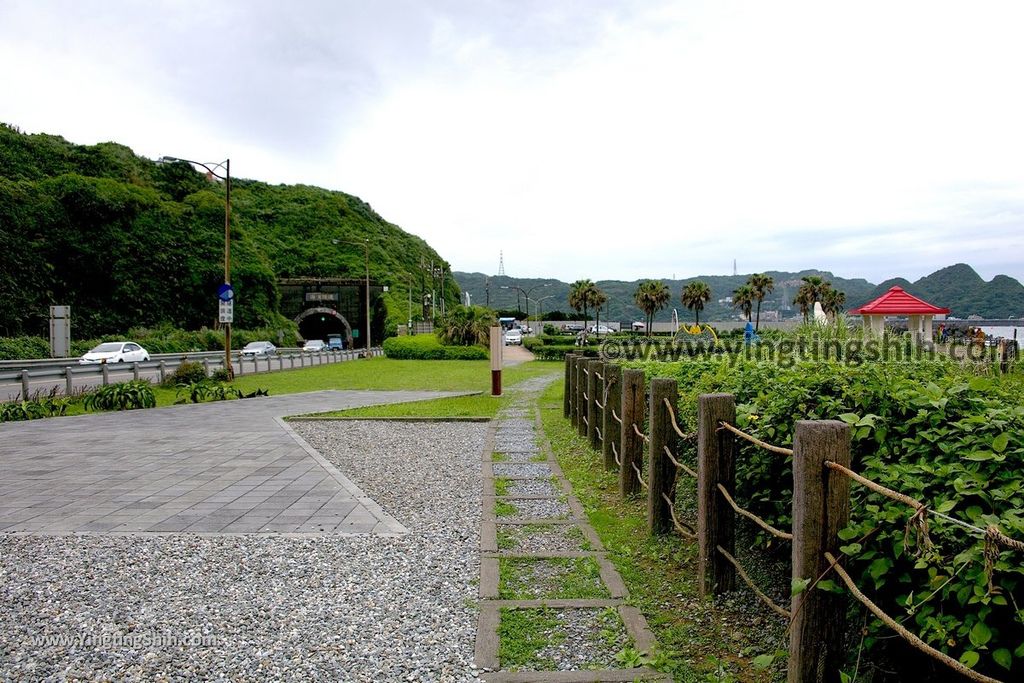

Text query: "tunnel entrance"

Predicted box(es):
[296, 308, 353, 348]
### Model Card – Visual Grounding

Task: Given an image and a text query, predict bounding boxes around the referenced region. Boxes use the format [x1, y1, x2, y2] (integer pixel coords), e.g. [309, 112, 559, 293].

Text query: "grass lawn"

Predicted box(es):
[537, 379, 785, 682]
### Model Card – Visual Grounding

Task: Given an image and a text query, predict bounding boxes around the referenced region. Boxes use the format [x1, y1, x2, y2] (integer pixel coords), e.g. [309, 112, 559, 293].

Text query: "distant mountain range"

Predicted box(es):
[453, 264, 1024, 323]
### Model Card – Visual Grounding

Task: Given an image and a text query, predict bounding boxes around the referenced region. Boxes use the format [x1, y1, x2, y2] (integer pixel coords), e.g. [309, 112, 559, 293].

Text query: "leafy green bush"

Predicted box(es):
[437, 305, 495, 346]
[175, 380, 242, 404]
[628, 355, 1024, 678]
[533, 344, 599, 361]
[163, 361, 207, 387]
[0, 397, 69, 421]
[383, 334, 488, 360]
[0, 336, 52, 361]
[83, 380, 156, 411]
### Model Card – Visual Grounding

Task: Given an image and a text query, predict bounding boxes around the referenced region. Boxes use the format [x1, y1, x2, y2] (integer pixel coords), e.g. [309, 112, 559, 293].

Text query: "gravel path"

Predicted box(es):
[1, 421, 487, 682]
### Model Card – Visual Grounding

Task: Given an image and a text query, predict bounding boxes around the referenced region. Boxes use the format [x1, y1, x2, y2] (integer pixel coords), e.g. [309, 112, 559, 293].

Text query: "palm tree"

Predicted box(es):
[732, 284, 754, 322]
[633, 280, 670, 337]
[800, 276, 829, 304]
[681, 281, 712, 325]
[748, 273, 774, 331]
[821, 287, 847, 320]
[589, 287, 608, 336]
[568, 279, 595, 325]
[793, 284, 815, 322]
[438, 305, 496, 346]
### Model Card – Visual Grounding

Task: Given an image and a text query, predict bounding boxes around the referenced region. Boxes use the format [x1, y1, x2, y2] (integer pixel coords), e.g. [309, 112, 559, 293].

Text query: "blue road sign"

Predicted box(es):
[217, 284, 235, 302]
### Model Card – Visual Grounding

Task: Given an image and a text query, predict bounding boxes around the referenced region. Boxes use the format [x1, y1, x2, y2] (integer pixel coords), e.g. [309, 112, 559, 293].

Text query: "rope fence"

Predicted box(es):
[719, 420, 794, 456]
[631, 461, 648, 489]
[662, 397, 696, 440]
[717, 545, 792, 619]
[824, 552, 1003, 683]
[662, 492, 696, 539]
[716, 483, 793, 541]
[610, 408, 622, 425]
[611, 440, 621, 467]
[663, 445, 697, 479]
[631, 422, 649, 443]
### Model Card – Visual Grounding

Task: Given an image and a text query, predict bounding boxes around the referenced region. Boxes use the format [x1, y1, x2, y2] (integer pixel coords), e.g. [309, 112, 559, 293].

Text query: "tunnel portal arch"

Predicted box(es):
[295, 307, 354, 348]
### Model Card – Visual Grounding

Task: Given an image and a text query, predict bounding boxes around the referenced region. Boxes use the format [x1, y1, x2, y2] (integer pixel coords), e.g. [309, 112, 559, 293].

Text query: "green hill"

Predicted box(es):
[456, 265, 1024, 324]
[0, 124, 459, 338]
[859, 264, 1024, 318]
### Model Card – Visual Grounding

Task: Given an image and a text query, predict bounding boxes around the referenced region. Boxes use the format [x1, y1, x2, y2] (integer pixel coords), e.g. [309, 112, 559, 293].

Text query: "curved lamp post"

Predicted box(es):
[502, 283, 551, 334]
[159, 156, 232, 377]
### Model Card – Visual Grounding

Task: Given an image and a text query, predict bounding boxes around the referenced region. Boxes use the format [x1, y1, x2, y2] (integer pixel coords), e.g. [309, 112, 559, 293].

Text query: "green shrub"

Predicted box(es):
[437, 305, 495, 346]
[83, 380, 156, 411]
[383, 334, 488, 360]
[0, 336, 52, 360]
[163, 361, 207, 387]
[533, 344, 599, 361]
[0, 397, 70, 421]
[175, 380, 243, 404]
[210, 368, 231, 382]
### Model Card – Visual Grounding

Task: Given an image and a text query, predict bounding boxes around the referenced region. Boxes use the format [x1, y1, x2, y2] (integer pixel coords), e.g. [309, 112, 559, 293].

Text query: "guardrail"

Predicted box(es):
[0, 347, 384, 402]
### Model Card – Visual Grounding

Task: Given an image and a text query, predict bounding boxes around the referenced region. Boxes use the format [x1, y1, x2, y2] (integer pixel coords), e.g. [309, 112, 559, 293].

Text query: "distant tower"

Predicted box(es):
[498, 251, 506, 277]
[733, 259, 737, 276]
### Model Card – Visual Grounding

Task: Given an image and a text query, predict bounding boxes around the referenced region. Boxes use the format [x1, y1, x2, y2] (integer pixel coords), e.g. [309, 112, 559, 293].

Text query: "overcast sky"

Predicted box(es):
[2, 0, 1023, 285]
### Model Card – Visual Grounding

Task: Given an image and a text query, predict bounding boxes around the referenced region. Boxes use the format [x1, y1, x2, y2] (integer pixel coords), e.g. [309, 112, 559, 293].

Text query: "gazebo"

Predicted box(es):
[849, 286, 950, 343]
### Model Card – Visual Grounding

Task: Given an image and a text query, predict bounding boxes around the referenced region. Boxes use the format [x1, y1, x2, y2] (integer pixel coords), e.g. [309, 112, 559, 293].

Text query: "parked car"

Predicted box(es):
[504, 329, 523, 346]
[79, 341, 150, 364]
[302, 339, 326, 352]
[240, 341, 277, 358]
[589, 325, 613, 334]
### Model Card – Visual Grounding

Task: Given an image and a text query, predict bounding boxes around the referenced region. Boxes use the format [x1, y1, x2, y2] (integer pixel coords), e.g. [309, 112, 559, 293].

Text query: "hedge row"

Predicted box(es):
[382, 334, 488, 360]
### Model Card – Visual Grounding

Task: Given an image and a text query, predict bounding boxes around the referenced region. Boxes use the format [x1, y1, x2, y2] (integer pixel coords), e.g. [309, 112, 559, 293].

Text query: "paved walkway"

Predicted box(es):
[0, 390, 463, 535]
[475, 378, 665, 681]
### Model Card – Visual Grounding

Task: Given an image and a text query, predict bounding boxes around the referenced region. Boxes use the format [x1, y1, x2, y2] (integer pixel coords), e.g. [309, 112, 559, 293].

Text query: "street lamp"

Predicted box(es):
[159, 156, 232, 377]
[502, 283, 551, 334]
[332, 238, 371, 351]
[530, 294, 556, 333]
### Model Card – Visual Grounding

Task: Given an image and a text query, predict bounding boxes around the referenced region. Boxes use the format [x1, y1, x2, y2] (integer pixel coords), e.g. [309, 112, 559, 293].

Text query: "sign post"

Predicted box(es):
[217, 284, 235, 377]
[49, 305, 71, 358]
[490, 326, 503, 396]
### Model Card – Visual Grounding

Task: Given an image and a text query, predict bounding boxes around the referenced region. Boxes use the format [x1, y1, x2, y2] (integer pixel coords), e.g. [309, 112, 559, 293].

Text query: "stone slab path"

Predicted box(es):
[475, 377, 668, 681]
[0, 390, 465, 535]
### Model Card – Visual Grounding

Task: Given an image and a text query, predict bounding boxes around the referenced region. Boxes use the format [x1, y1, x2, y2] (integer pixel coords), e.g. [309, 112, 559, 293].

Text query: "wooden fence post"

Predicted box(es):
[788, 420, 851, 683]
[568, 355, 579, 430]
[619, 368, 645, 498]
[648, 378, 679, 535]
[697, 393, 736, 598]
[576, 357, 588, 438]
[602, 364, 622, 471]
[587, 359, 602, 450]
[563, 353, 574, 418]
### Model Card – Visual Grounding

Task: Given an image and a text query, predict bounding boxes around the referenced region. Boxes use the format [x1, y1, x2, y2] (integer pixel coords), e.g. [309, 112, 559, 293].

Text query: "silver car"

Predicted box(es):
[240, 341, 277, 358]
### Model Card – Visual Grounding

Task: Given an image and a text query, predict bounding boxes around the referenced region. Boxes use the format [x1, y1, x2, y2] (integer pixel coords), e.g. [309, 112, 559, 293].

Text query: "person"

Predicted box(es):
[743, 321, 759, 346]
[975, 327, 986, 346]
[938, 323, 947, 343]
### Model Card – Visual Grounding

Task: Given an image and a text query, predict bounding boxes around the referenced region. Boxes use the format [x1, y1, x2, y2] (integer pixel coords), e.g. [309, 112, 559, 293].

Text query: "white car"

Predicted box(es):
[302, 339, 326, 352]
[240, 341, 277, 358]
[79, 341, 150, 364]
[589, 325, 613, 334]
[504, 329, 523, 346]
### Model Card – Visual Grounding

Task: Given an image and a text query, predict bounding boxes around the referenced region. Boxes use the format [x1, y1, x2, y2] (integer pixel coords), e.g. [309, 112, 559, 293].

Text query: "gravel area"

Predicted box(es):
[497, 498, 570, 520]
[499, 558, 609, 600]
[503, 608, 630, 671]
[506, 478, 560, 497]
[1, 421, 487, 682]
[491, 463, 551, 478]
[496, 524, 591, 553]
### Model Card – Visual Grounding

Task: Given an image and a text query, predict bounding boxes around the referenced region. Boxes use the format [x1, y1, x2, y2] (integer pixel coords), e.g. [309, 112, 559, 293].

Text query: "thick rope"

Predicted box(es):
[631, 422, 650, 443]
[594, 371, 604, 381]
[718, 421, 794, 456]
[611, 441, 621, 467]
[716, 484, 793, 541]
[824, 552, 1004, 683]
[661, 397, 696, 440]
[596, 426, 603, 442]
[824, 461, 923, 511]
[582, 416, 589, 427]
[582, 391, 589, 401]
[716, 545, 792, 619]
[595, 399, 605, 410]
[631, 461, 648, 489]
[663, 445, 697, 479]
[661, 492, 696, 539]
[611, 408, 622, 425]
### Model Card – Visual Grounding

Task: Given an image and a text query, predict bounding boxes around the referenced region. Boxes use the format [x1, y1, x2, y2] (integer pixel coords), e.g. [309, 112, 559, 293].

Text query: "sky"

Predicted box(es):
[2, 0, 1023, 285]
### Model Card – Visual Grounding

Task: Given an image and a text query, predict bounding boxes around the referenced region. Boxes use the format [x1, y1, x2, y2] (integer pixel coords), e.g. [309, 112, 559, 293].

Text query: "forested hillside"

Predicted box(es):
[0, 124, 459, 337]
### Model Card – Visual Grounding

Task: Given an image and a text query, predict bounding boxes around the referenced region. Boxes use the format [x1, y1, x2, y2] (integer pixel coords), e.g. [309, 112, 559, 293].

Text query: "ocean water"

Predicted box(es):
[979, 326, 1024, 340]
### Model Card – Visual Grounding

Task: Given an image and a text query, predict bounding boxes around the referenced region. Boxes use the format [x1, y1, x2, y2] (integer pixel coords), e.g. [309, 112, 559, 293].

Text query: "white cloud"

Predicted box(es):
[1, 0, 1022, 284]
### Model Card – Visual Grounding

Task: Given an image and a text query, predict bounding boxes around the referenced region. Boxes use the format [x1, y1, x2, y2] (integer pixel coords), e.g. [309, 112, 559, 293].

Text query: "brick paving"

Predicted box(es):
[0, 390, 462, 535]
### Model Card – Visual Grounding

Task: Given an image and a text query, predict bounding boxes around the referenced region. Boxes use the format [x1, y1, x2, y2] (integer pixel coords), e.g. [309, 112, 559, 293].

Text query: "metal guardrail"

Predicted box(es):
[0, 348, 308, 371]
[0, 347, 384, 402]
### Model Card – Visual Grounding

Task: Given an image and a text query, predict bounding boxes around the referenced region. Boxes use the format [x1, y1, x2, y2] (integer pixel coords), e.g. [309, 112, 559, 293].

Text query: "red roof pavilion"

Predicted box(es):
[849, 286, 950, 316]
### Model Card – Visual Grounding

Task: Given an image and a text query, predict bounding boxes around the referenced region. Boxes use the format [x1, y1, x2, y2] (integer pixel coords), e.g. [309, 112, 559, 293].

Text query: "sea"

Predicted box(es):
[979, 326, 1024, 341]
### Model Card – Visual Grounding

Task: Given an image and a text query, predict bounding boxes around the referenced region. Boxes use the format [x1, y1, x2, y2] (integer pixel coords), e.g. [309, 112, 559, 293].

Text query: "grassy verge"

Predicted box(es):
[537, 379, 784, 682]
